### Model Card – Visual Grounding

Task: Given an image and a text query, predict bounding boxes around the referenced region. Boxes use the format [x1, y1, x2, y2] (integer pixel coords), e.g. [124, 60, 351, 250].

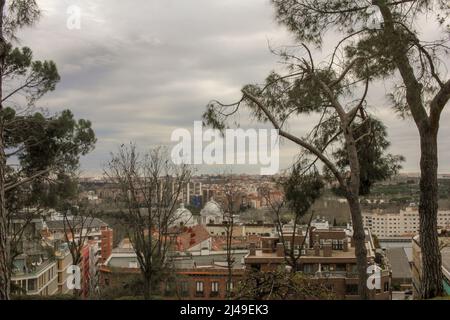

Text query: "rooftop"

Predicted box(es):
[45, 217, 108, 230]
[172, 251, 247, 269]
[386, 247, 412, 280]
[246, 247, 359, 263]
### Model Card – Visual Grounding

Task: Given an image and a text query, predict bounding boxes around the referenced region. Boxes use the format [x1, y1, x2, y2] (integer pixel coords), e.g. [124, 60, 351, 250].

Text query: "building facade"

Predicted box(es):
[244, 227, 391, 300]
[363, 207, 450, 237]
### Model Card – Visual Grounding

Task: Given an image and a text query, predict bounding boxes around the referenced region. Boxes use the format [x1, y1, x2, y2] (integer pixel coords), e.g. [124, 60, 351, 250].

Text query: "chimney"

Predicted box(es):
[323, 241, 332, 257]
[249, 242, 256, 256]
[343, 238, 349, 252]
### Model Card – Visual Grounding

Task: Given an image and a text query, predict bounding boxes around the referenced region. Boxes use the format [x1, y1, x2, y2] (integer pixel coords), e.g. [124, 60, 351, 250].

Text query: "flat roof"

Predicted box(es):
[386, 247, 412, 280]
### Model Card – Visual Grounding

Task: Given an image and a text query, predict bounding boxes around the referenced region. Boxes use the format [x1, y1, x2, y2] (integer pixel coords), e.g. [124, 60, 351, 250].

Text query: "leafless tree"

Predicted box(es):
[236, 267, 335, 300]
[216, 178, 242, 299]
[61, 207, 95, 297]
[105, 144, 191, 299]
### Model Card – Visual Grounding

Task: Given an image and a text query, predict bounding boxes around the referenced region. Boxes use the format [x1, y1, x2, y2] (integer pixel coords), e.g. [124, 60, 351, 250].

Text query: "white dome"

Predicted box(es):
[200, 199, 223, 217]
[172, 203, 196, 227]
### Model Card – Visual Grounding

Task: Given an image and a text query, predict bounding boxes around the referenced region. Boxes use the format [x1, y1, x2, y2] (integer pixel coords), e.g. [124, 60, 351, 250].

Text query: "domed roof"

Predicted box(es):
[200, 198, 223, 217]
[172, 203, 195, 227]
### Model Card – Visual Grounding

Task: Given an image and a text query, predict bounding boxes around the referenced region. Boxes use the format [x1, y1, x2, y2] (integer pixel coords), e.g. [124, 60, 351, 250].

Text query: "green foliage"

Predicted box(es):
[6, 109, 96, 174]
[2, 45, 96, 211]
[3, 0, 40, 40]
[240, 68, 347, 125]
[2, 45, 60, 104]
[282, 163, 324, 217]
[329, 117, 404, 196]
[345, 31, 398, 79]
[272, 0, 373, 46]
[29, 173, 79, 209]
[3, 45, 32, 76]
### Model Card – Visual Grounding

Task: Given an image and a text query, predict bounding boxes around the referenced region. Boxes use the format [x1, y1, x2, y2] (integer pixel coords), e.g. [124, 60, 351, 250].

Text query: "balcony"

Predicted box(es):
[12, 259, 55, 279]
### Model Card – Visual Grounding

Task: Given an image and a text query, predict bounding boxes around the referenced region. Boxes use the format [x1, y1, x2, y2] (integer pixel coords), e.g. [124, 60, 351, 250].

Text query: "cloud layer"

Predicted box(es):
[14, 0, 450, 175]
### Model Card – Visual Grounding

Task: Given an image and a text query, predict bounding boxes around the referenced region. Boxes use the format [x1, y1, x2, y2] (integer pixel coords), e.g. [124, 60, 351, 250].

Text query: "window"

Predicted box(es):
[303, 264, 314, 273]
[226, 281, 234, 292]
[210, 281, 219, 296]
[28, 279, 36, 291]
[180, 281, 189, 296]
[332, 239, 343, 250]
[196, 281, 204, 296]
[336, 264, 346, 272]
[250, 264, 261, 271]
[384, 282, 390, 292]
[345, 284, 358, 295]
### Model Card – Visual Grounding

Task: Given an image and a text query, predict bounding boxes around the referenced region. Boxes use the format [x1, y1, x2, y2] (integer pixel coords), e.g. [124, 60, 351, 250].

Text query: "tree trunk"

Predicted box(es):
[0, 136, 9, 300]
[342, 117, 369, 300]
[143, 274, 152, 300]
[346, 193, 369, 300]
[418, 131, 443, 298]
[376, 0, 444, 298]
[0, 0, 9, 300]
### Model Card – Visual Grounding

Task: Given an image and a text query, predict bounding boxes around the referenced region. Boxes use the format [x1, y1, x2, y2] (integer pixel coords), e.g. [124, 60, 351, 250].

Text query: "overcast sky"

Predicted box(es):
[15, 0, 450, 176]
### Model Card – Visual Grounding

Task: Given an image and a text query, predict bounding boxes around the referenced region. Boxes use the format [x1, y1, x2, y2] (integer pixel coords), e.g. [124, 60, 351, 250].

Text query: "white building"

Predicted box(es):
[310, 217, 330, 230]
[363, 207, 450, 237]
[200, 198, 223, 225]
[171, 203, 198, 227]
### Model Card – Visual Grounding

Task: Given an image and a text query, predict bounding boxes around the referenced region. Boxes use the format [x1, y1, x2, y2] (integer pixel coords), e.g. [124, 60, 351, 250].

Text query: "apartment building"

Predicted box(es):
[363, 207, 450, 237]
[11, 243, 72, 297]
[167, 267, 245, 299]
[11, 256, 59, 296]
[100, 249, 247, 299]
[244, 227, 391, 299]
[10, 212, 113, 298]
[55, 244, 73, 295]
[205, 222, 274, 237]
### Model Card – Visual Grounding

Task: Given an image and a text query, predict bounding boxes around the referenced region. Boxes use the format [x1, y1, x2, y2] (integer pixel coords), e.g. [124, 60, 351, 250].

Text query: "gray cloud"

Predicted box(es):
[13, 0, 450, 175]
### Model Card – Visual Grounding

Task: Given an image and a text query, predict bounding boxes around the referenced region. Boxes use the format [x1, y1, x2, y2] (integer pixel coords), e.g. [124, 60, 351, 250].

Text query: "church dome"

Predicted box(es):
[200, 199, 223, 217]
[172, 203, 196, 227]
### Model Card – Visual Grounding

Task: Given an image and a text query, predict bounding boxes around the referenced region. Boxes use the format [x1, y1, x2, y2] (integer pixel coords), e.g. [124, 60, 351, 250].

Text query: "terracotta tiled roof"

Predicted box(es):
[175, 225, 210, 251]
